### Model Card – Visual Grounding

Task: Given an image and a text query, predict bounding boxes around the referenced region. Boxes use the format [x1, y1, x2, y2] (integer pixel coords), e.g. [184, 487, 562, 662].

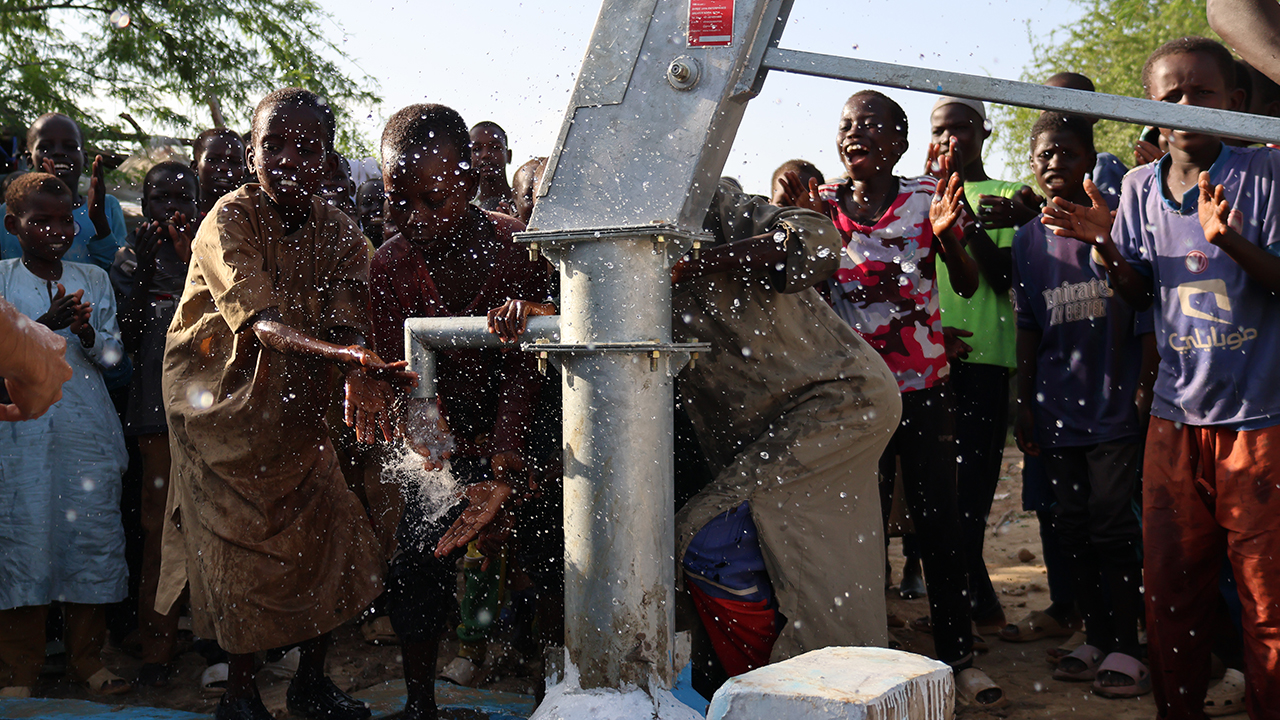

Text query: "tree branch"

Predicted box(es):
[3, 2, 108, 12]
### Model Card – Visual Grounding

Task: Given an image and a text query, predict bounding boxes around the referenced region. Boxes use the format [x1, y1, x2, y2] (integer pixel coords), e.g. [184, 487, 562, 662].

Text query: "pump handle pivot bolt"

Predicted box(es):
[667, 56, 700, 90]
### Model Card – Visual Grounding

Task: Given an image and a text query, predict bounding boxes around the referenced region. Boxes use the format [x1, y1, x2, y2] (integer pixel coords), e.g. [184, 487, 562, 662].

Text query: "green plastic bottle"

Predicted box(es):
[454, 541, 505, 668]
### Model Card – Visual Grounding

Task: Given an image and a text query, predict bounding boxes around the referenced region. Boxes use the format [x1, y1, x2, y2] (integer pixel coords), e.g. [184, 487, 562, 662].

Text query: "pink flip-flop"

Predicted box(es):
[1092, 652, 1152, 698]
[1052, 644, 1104, 682]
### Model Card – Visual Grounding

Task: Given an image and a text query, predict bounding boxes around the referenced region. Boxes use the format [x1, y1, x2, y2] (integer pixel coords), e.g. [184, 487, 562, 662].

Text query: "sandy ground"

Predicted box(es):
[886, 448, 1159, 719]
[30, 447, 1177, 719]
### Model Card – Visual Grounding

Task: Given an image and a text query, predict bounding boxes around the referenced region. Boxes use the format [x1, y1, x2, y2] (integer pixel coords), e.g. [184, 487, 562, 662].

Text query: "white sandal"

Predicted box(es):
[200, 662, 229, 697]
[956, 667, 1007, 709]
[84, 668, 131, 696]
[1205, 668, 1246, 717]
[258, 647, 300, 680]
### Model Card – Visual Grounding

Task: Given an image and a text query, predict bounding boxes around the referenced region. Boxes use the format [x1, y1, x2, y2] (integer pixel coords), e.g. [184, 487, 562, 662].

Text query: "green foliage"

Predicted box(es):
[990, 0, 1216, 184]
[0, 0, 378, 150]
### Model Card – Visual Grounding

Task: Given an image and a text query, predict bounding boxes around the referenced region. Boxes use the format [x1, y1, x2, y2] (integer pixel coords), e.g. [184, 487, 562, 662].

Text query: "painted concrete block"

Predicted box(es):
[707, 647, 953, 720]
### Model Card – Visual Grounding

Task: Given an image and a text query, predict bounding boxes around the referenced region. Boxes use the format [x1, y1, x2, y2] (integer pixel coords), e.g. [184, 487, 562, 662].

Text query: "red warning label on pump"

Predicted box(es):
[689, 0, 734, 47]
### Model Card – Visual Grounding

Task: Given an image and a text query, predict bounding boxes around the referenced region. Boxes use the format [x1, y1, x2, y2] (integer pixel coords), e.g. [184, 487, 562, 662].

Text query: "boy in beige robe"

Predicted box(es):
[160, 88, 409, 720]
[671, 181, 900, 667]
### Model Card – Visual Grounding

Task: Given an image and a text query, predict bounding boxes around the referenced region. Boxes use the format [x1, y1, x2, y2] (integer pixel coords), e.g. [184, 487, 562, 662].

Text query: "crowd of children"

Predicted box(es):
[1, 29, 1279, 720]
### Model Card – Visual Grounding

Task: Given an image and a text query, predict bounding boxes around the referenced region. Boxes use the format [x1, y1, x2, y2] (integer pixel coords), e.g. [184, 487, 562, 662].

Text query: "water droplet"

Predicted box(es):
[187, 386, 214, 410]
[102, 344, 123, 366]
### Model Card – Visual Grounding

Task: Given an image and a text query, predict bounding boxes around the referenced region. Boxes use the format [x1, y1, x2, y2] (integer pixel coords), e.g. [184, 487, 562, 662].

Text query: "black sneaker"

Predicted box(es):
[286, 676, 371, 720]
[215, 694, 274, 720]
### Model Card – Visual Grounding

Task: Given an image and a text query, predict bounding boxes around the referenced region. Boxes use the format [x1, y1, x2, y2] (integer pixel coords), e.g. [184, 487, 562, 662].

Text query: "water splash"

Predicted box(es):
[381, 441, 460, 526]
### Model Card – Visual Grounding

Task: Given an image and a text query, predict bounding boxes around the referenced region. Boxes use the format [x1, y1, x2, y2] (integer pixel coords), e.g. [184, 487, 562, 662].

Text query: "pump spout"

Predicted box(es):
[404, 315, 562, 400]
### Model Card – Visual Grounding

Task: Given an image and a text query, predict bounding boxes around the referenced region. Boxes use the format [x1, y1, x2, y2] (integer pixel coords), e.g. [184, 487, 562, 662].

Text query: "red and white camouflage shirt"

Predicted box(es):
[820, 175, 950, 392]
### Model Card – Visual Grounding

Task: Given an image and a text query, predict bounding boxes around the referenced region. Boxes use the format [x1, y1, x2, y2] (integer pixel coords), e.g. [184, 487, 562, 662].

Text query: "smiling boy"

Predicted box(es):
[160, 88, 406, 720]
[1044, 37, 1280, 719]
[0, 114, 126, 270]
[779, 89, 1005, 708]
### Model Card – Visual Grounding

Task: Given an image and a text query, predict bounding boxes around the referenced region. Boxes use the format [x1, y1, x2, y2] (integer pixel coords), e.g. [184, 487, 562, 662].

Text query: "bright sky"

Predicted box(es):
[318, 0, 1085, 196]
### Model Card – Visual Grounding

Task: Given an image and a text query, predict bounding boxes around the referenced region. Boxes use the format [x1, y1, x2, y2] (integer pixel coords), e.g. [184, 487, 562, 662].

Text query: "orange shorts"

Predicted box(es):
[1143, 416, 1280, 720]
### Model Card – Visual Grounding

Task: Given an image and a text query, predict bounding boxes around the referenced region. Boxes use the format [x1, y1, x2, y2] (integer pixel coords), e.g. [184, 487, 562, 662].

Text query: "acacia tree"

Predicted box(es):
[0, 0, 378, 153]
[989, 0, 1215, 183]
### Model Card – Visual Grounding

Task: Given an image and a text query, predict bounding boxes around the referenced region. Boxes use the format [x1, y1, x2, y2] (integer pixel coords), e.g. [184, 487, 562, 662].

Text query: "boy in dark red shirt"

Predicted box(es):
[369, 104, 549, 720]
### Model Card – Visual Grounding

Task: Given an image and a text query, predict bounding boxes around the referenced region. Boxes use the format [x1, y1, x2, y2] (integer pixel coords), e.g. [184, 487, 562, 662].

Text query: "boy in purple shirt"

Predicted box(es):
[1045, 37, 1280, 718]
[1014, 113, 1153, 699]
